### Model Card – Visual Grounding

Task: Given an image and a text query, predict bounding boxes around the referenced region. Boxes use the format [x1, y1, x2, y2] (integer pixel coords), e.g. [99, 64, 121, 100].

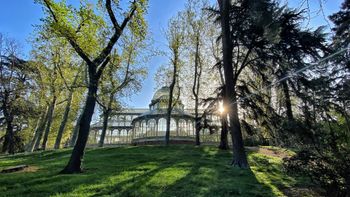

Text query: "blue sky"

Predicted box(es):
[0, 0, 344, 108]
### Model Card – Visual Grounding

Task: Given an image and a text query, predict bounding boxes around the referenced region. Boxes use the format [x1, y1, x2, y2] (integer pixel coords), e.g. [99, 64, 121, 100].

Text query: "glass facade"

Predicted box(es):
[89, 86, 221, 145]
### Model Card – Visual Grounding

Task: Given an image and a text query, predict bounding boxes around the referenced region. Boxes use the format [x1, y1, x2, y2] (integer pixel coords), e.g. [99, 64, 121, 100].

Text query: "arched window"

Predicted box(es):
[158, 118, 166, 136]
[111, 129, 117, 136]
[119, 116, 123, 126]
[141, 120, 147, 137]
[179, 119, 187, 136]
[134, 121, 140, 138]
[119, 115, 125, 126]
[148, 119, 156, 136]
[121, 129, 127, 143]
[188, 120, 194, 136]
[170, 118, 177, 136]
[125, 115, 132, 126]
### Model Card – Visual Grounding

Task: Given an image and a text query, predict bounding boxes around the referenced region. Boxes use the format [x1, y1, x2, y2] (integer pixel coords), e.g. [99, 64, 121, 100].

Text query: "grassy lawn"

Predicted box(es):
[0, 145, 312, 197]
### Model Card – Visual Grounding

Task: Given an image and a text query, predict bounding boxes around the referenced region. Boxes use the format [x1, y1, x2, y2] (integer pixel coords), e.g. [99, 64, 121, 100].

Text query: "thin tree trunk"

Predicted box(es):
[98, 109, 110, 147]
[218, 0, 249, 168]
[165, 37, 180, 145]
[281, 80, 294, 121]
[61, 83, 98, 173]
[54, 70, 79, 149]
[166, 69, 176, 145]
[70, 106, 84, 147]
[34, 107, 50, 151]
[193, 33, 201, 146]
[28, 109, 47, 152]
[26, 116, 41, 152]
[41, 96, 57, 150]
[54, 91, 73, 149]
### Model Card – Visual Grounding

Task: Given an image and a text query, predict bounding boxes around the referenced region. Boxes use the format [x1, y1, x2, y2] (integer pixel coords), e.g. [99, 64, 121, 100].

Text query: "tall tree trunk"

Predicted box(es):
[281, 80, 293, 121]
[2, 102, 15, 154]
[1, 92, 14, 154]
[218, 60, 229, 150]
[166, 69, 176, 145]
[98, 109, 111, 147]
[54, 91, 73, 149]
[193, 33, 201, 146]
[2, 116, 14, 154]
[194, 105, 200, 145]
[41, 96, 57, 150]
[229, 94, 248, 167]
[219, 111, 229, 150]
[28, 109, 47, 152]
[34, 106, 50, 151]
[70, 105, 85, 147]
[61, 83, 98, 173]
[218, 0, 249, 168]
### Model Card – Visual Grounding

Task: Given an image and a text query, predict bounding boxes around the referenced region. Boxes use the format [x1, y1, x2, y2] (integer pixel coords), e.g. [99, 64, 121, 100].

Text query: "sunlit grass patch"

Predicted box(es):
[0, 145, 312, 197]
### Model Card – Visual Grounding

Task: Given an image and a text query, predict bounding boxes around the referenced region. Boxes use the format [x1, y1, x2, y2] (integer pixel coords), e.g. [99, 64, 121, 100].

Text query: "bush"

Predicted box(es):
[283, 149, 350, 197]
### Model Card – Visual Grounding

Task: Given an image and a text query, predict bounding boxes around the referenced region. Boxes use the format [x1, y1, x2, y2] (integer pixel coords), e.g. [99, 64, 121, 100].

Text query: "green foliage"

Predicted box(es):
[284, 149, 350, 197]
[36, 0, 106, 57]
[0, 145, 312, 196]
[283, 112, 350, 196]
[0, 34, 38, 153]
[27, 28, 86, 149]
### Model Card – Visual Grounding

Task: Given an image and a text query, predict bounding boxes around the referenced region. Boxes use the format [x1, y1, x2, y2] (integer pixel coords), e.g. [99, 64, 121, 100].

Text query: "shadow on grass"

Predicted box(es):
[156, 148, 279, 197]
[0, 145, 303, 197]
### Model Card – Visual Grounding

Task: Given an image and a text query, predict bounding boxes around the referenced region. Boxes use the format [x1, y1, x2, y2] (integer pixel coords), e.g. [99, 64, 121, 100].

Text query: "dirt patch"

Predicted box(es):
[17, 165, 39, 173]
[1, 165, 39, 173]
[246, 146, 292, 159]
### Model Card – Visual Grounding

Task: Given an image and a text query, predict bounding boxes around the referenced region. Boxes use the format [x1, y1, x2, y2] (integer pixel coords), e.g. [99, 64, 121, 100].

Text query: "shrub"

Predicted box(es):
[283, 149, 350, 197]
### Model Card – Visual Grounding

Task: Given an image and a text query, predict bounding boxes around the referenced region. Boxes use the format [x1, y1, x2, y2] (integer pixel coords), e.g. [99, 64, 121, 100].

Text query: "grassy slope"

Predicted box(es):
[0, 145, 309, 197]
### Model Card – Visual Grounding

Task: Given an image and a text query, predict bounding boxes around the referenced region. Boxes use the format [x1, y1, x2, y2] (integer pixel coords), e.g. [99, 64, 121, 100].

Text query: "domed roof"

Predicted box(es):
[152, 86, 170, 101]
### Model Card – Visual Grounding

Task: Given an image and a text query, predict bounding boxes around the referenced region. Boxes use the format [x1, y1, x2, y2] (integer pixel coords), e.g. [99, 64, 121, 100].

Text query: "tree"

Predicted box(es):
[28, 106, 49, 152]
[97, 34, 147, 147]
[0, 34, 34, 154]
[236, 8, 329, 147]
[217, 0, 248, 168]
[54, 68, 81, 149]
[215, 0, 294, 167]
[27, 33, 82, 151]
[184, 0, 206, 146]
[209, 27, 230, 150]
[40, 66, 58, 150]
[38, 0, 147, 173]
[277, 1, 350, 195]
[165, 16, 185, 145]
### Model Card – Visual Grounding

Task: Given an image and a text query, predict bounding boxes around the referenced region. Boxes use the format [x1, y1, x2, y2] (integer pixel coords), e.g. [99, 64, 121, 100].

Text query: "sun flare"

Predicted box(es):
[218, 102, 225, 114]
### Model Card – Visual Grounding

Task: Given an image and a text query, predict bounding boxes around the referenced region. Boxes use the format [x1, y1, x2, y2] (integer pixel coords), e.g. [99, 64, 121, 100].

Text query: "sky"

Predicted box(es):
[0, 0, 344, 108]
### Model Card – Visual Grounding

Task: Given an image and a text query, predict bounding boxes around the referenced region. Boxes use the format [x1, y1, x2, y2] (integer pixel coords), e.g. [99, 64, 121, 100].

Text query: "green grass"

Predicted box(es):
[0, 145, 310, 197]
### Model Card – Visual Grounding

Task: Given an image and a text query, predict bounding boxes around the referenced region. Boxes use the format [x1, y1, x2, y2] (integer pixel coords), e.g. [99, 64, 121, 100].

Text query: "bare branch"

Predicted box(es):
[93, 0, 137, 67]
[105, 0, 121, 30]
